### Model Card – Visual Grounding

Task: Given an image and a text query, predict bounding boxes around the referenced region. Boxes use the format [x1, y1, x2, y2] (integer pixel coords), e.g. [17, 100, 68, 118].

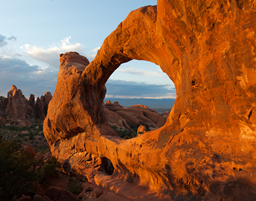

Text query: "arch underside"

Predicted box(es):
[44, 1, 256, 200]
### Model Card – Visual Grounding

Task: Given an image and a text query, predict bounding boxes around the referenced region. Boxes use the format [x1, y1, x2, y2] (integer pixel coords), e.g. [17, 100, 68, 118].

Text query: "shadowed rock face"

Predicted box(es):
[44, 1, 256, 200]
[0, 85, 52, 122]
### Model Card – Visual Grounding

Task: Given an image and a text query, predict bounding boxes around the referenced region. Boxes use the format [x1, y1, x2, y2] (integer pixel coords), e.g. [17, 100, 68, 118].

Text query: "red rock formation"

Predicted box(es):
[44, 1, 256, 200]
[44, 52, 117, 145]
[137, 125, 146, 135]
[130, 104, 148, 109]
[0, 85, 52, 124]
[104, 100, 124, 111]
[103, 106, 131, 129]
[104, 101, 167, 128]
[5, 85, 34, 120]
[35, 92, 52, 119]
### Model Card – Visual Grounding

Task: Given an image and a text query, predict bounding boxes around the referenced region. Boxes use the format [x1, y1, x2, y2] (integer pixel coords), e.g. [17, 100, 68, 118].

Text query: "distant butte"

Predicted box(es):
[43, 1, 256, 200]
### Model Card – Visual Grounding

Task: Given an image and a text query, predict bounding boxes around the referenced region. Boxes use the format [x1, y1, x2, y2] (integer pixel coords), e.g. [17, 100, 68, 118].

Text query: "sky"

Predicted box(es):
[0, 0, 176, 99]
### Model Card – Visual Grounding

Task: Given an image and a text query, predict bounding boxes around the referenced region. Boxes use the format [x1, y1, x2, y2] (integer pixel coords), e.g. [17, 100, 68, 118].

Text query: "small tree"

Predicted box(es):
[0, 135, 36, 200]
[36, 156, 60, 186]
[0, 135, 61, 200]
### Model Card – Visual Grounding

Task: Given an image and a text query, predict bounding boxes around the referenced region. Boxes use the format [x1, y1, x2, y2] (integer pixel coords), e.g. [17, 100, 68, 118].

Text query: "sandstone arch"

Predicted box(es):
[44, 1, 256, 200]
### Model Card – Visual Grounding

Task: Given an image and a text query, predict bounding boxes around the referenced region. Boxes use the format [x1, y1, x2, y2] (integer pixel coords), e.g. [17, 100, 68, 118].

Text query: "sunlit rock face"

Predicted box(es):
[44, 1, 256, 200]
[103, 101, 167, 130]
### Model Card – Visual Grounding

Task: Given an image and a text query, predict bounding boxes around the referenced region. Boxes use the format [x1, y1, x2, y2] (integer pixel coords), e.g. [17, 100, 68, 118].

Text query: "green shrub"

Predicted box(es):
[111, 126, 138, 139]
[6, 125, 19, 131]
[38, 124, 43, 131]
[66, 178, 83, 195]
[0, 136, 36, 200]
[17, 133, 24, 138]
[0, 135, 60, 200]
[29, 132, 35, 140]
[36, 156, 60, 185]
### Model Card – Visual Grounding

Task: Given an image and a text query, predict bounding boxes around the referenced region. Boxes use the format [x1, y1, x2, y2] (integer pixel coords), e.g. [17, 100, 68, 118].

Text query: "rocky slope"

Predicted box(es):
[103, 100, 168, 130]
[44, 1, 256, 200]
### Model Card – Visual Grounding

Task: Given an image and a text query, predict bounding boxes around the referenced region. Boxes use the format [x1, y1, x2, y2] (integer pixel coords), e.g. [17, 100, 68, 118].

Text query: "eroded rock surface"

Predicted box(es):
[103, 101, 167, 130]
[44, 1, 256, 200]
[0, 85, 52, 123]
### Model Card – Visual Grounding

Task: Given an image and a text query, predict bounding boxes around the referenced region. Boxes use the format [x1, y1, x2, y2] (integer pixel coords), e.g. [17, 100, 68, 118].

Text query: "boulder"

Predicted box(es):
[33, 194, 53, 201]
[45, 186, 78, 201]
[23, 146, 35, 158]
[137, 125, 146, 135]
[17, 195, 32, 201]
[103, 106, 130, 129]
[44, 1, 256, 200]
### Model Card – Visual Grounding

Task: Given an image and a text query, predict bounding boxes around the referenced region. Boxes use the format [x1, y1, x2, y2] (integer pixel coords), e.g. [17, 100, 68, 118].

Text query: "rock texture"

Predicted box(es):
[0, 85, 52, 124]
[103, 101, 167, 130]
[44, 1, 256, 200]
[45, 186, 78, 201]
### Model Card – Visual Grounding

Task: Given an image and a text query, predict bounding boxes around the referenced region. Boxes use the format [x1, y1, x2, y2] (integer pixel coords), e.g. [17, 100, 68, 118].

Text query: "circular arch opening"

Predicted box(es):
[103, 60, 176, 139]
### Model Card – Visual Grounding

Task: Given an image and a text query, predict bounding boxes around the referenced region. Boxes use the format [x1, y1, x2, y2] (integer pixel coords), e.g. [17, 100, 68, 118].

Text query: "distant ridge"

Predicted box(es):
[103, 98, 175, 113]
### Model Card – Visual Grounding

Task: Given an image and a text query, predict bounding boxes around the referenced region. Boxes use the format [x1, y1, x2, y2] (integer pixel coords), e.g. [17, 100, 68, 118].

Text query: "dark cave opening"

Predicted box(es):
[100, 157, 114, 175]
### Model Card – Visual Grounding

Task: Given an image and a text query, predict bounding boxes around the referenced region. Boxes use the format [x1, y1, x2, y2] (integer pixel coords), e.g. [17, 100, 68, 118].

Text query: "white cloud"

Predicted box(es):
[0, 56, 58, 97]
[91, 47, 100, 52]
[61, 36, 71, 46]
[21, 36, 83, 68]
[116, 66, 164, 77]
[1, 55, 11, 59]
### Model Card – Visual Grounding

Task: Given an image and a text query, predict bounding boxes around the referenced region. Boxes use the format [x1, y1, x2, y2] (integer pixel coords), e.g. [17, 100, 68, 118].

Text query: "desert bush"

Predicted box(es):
[111, 126, 137, 139]
[1, 125, 30, 132]
[66, 178, 83, 195]
[0, 135, 60, 200]
[38, 124, 43, 131]
[36, 156, 60, 185]
[0, 135, 36, 200]
[29, 132, 35, 140]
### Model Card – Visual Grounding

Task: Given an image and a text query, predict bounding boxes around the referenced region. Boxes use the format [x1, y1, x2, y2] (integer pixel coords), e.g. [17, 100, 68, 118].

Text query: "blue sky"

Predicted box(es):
[0, 0, 175, 99]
